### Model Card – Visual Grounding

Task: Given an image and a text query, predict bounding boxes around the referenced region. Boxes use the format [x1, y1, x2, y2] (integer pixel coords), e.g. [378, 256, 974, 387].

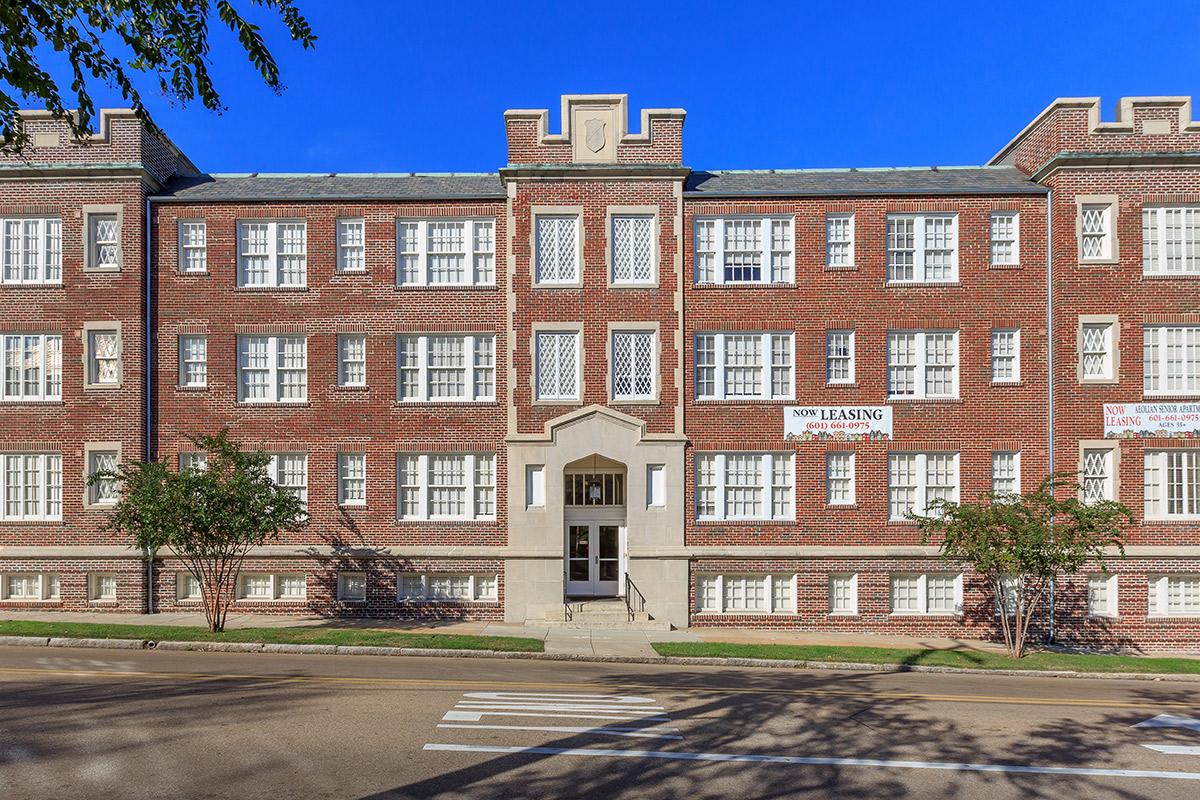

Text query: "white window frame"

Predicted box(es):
[0, 453, 62, 521]
[0, 572, 59, 601]
[337, 452, 367, 507]
[178, 219, 207, 274]
[886, 213, 959, 284]
[236, 335, 308, 404]
[1081, 446, 1116, 504]
[1148, 574, 1200, 617]
[88, 572, 118, 602]
[990, 212, 1019, 266]
[236, 219, 307, 288]
[236, 572, 307, 601]
[1087, 573, 1119, 618]
[695, 573, 797, 614]
[1142, 325, 1200, 396]
[266, 453, 308, 508]
[86, 448, 120, 507]
[890, 573, 964, 615]
[826, 213, 855, 268]
[991, 328, 1020, 384]
[535, 330, 581, 402]
[397, 217, 495, 286]
[694, 452, 794, 522]
[396, 333, 495, 403]
[533, 215, 581, 285]
[826, 451, 856, 506]
[337, 571, 367, 602]
[179, 452, 207, 472]
[693, 216, 794, 285]
[825, 329, 855, 385]
[396, 452, 496, 521]
[84, 326, 122, 388]
[336, 218, 365, 273]
[886, 330, 959, 400]
[337, 333, 367, 388]
[1079, 202, 1114, 263]
[888, 452, 960, 520]
[1142, 206, 1200, 276]
[992, 451, 1021, 498]
[1143, 449, 1200, 520]
[694, 331, 794, 401]
[1080, 320, 1116, 382]
[176, 571, 202, 601]
[610, 329, 657, 402]
[610, 213, 656, 285]
[178, 334, 207, 389]
[1, 333, 62, 401]
[0, 217, 62, 285]
[87, 212, 120, 271]
[828, 573, 859, 615]
[396, 573, 498, 602]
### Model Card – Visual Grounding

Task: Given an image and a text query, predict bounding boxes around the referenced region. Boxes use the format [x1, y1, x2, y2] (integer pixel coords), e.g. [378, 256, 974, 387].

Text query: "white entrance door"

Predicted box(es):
[565, 521, 622, 597]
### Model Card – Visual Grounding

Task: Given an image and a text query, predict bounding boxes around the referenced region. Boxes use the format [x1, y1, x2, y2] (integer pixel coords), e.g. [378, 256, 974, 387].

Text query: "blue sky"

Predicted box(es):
[25, 0, 1200, 173]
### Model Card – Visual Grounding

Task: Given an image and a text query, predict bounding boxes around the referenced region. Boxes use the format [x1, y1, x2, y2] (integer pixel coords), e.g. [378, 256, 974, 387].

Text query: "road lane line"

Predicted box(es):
[441, 710, 674, 723]
[437, 724, 683, 740]
[422, 743, 1200, 782]
[1134, 714, 1200, 733]
[1143, 744, 1200, 756]
[454, 702, 666, 712]
[462, 692, 656, 703]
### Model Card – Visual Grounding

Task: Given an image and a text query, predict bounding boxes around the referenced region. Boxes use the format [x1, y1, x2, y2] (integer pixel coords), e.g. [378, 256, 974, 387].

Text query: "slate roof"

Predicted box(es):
[684, 166, 1044, 197]
[153, 173, 506, 202]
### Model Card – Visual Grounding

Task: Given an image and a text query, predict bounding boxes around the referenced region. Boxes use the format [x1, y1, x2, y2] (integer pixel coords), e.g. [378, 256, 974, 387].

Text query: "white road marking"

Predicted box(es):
[442, 710, 673, 723]
[422, 743, 1200, 781]
[1134, 714, 1200, 734]
[437, 723, 682, 740]
[455, 702, 666, 713]
[461, 692, 657, 704]
[1143, 744, 1200, 756]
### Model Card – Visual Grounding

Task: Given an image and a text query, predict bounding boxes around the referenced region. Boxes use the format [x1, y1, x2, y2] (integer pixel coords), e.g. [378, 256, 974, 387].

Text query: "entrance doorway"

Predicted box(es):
[563, 455, 626, 598]
[565, 520, 621, 596]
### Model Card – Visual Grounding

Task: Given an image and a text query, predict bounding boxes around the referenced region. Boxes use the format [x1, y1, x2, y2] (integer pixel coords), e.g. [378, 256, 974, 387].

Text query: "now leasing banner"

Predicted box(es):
[784, 406, 893, 441]
[1103, 402, 1200, 439]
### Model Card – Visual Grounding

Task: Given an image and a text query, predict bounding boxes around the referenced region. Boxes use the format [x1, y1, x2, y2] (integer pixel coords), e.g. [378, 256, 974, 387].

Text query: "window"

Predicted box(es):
[176, 571, 201, 601]
[992, 451, 1021, 498]
[695, 453, 793, 521]
[237, 335, 307, 403]
[694, 216, 794, 284]
[397, 218, 494, 286]
[236, 573, 306, 601]
[1, 573, 58, 601]
[991, 329, 1020, 383]
[89, 573, 117, 601]
[178, 335, 207, 388]
[1, 453, 62, 520]
[179, 452, 207, 472]
[565, 472, 625, 506]
[337, 218, 365, 272]
[337, 571, 367, 601]
[888, 452, 959, 520]
[397, 573, 498, 602]
[990, 212, 1019, 266]
[86, 328, 121, 387]
[1143, 206, 1200, 275]
[1143, 325, 1200, 396]
[397, 334, 494, 402]
[88, 213, 119, 269]
[647, 464, 666, 508]
[2, 333, 61, 401]
[87, 449, 119, 506]
[535, 331, 580, 401]
[0, 217, 62, 284]
[267, 453, 308, 508]
[611, 330, 656, 401]
[1148, 575, 1200, 616]
[338, 334, 367, 388]
[1088, 574, 1118, 617]
[829, 573, 858, 615]
[178, 220, 207, 273]
[826, 330, 855, 385]
[696, 574, 796, 614]
[826, 213, 854, 268]
[338, 452, 366, 506]
[397, 453, 495, 520]
[891, 573, 962, 614]
[611, 214, 655, 284]
[1080, 321, 1115, 381]
[1144, 450, 1200, 520]
[1081, 447, 1115, 503]
[1080, 203, 1113, 261]
[534, 215, 580, 284]
[886, 330, 958, 399]
[826, 452, 855, 506]
[237, 220, 306, 287]
[526, 465, 545, 507]
[886, 214, 958, 283]
[694, 332, 794, 400]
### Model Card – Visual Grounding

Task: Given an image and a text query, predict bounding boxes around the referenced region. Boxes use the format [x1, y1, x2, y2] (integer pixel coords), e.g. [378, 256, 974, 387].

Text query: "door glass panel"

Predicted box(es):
[568, 525, 590, 582]
[597, 525, 620, 582]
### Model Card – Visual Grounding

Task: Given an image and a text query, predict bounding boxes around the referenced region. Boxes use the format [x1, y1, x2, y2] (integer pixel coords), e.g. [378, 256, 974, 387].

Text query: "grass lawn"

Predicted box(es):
[0, 620, 543, 653]
[651, 642, 1200, 674]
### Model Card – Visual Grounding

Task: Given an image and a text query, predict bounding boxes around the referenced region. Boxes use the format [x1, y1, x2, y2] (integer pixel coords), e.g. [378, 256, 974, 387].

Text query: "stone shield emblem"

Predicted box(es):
[584, 118, 606, 153]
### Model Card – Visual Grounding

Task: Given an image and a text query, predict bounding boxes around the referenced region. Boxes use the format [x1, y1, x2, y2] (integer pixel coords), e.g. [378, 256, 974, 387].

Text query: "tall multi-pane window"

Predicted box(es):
[86, 328, 121, 386]
[611, 330, 655, 401]
[88, 214, 120, 269]
[1081, 448, 1115, 503]
[535, 331, 579, 401]
[267, 453, 308, 508]
[611, 214, 655, 284]
[397, 218, 495, 286]
[694, 332, 794, 400]
[990, 212, 1019, 266]
[886, 214, 958, 283]
[891, 573, 963, 614]
[2, 333, 61, 401]
[336, 218, 365, 272]
[535, 215, 580, 284]
[396, 334, 494, 402]
[694, 453, 793, 521]
[826, 213, 855, 268]
[1144, 450, 1200, 520]
[693, 216, 794, 284]
[886, 330, 958, 399]
[178, 220, 207, 273]
[237, 220, 306, 287]
[337, 452, 367, 506]
[1148, 575, 1200, 616]
[1080, 203, 1113, 261]
[1080, 322, 1115, 380]
[991, 329, 1020, 383]
[396, 453, 495, 521]
[0, 453, 62, 521]
[1143, 325, 1200, 396]
[888, 452, 959, 520]
[826, 330, 855, 384]
[992, 451, 1021, 498]
[0, 217, 62, 284]
[236, 335, 307, 403]
[1088, 574, 1118, 617]
[826, 452, 855, 506]
[337, 334, 367, 388]
[1143, 207, 1200, 275]
[696, 574, 796, 614]
[829, 574, 858, 614]
[178, 335, 207, 388]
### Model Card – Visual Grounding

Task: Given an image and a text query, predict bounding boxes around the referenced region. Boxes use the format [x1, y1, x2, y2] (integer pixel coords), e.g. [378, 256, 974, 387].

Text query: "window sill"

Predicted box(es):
[1147, 614, 1200, 620]
[334, 384, 370, 392]
[1079, 260, 1120, 267]
[0, 399, 64, 405]
[393, 400, 499, 407]
[397, 598, 499, 605]
[236, 402, 311, 408]
[83, 503, 119, 512]
[532, 283, 584, 290]
[0, 519, 64, 526]
[176, 270, 209, 277]
[885, 281, 961, 288]
[693, 398, 796, 405]
[991, 380, 1023, 387]
[0, 282, 64, 289]
[1141, 273, 1200, 280]
[987, 263, 1022, 270]
[88, 600, 119, 607]
[608, 283, 660, 290]
[611, 399, 661, 407]
[0, 599, 62, 605]
[693, 519, 796, 526]
[532, 399, 583, 407]
[827, 504, 859, 510]
[233, 599, 308, 604]
[828, 612, 860, 618]
[233, 286, 309, 293]
[1143, 517, 1200, 524]
[823, 265, 858, 272]
[825, 382, 858, 389]
[691, 282, 795, 290]
[393, 284, 498, 292]
[82, 266, 122, 275]
[889, 612, 963, 618]
[83, 383, 123, 392]
[337, 503, 368, 510]
[333, 270, 370, 278]
[395, 518, 499, 525]
[176, 385, 208, 392]
[336, 598, 368, 604]
[886, 397, 962, 404]
[693, 611, 797, 617]
[1087, 613, 1119, 620]
[886, 519, 919, 526]
[1142, 394, 1200, 401]
[1078, 378, 1120, 386]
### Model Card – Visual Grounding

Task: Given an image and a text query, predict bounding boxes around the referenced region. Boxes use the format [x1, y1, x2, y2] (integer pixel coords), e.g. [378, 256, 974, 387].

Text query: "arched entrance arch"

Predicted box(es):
[564, 455, 626, 597]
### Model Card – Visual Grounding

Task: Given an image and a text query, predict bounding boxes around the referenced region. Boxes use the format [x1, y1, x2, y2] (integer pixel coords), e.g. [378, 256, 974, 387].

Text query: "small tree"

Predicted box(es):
[913, 475, 1130, 659]
[95, 430, 306, 632]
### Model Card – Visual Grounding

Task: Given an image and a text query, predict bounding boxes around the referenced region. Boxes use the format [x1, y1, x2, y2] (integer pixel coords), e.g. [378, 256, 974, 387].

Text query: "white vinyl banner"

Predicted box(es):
[784, 406, 892, 441]
[1104, 403, 1200, 439]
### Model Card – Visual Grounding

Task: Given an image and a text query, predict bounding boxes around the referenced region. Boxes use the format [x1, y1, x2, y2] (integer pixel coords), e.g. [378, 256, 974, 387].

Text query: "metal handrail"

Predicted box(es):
[624, 574, 646, 622]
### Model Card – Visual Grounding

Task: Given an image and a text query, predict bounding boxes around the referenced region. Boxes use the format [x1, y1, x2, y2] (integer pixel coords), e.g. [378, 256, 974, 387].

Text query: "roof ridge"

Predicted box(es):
[696, 165, 1014, 175]
[202, 171, 501, 178]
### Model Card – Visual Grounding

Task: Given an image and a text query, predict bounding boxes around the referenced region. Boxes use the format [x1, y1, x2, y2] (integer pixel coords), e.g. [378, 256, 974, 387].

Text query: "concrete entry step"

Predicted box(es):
[544, 597, 673, 631]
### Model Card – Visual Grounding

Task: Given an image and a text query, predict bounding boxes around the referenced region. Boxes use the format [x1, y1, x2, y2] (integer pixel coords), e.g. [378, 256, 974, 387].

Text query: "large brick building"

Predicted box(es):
[1, 94, 1197, 649]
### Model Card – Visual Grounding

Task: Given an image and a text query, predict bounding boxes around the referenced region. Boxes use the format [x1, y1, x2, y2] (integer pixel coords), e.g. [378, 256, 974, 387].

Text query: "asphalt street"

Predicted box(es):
[1, 644, 1199, 799]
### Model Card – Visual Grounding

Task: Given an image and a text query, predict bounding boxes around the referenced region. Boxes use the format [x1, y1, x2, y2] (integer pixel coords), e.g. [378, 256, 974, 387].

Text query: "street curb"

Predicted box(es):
[2, 635, 1198, 682]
